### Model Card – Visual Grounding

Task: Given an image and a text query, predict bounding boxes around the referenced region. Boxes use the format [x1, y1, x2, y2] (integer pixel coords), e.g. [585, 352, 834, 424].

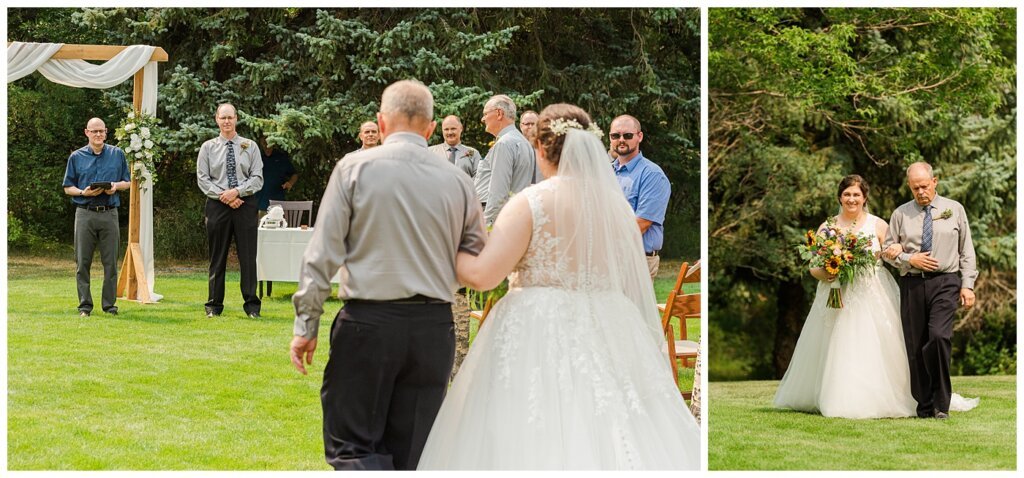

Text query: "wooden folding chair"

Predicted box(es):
[659, 260, 701, 399]
[469, 295, 496, 329]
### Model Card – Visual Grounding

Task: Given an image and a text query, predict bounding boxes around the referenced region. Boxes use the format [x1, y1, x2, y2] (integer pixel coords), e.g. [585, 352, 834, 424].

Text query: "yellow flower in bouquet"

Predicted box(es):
[796, 217, 878, 309]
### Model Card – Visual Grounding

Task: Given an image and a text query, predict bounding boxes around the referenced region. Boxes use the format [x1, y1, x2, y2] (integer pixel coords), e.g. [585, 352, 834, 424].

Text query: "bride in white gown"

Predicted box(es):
[417, 104, 699, 470]
[774, 175, 978, 419]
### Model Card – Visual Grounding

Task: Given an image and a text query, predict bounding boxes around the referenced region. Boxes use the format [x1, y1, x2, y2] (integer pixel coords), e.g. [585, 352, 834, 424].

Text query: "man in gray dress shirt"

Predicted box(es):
[475, 94, 538, 226]
[882, 161, 977, 419]
[197, 103, 264, 318]
[429, 115, 480, 178]
[290, 80, 486, 470]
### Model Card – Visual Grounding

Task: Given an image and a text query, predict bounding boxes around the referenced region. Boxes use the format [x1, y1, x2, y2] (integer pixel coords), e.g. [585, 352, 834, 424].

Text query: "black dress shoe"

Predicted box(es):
[105, 309, 118, 316]
[247, 311, 261, 319]
[79, 311, 91, 317]
[934, 409, 949, 419]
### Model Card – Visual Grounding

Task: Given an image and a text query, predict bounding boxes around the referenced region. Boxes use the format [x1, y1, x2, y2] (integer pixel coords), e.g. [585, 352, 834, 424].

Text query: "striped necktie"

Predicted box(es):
[226, 140, 238, 189]
[921, 206, 933, 252]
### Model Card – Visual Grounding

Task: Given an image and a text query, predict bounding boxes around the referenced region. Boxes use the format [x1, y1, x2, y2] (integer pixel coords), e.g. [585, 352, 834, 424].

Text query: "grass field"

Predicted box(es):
[7, 255, 696, 470]
[708, 376, 1017, 470]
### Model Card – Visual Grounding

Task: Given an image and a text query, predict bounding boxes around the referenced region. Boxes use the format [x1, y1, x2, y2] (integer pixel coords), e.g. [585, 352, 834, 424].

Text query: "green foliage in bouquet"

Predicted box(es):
[797, 218, 878, 308]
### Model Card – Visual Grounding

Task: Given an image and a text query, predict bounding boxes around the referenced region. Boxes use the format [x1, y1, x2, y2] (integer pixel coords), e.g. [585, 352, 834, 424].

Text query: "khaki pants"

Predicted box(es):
[646, 254, 660, 279]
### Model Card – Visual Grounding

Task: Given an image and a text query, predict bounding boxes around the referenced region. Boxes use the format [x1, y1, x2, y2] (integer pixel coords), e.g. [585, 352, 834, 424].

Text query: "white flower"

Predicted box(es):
[144, 140, 154, 149]
[145, 151, 153, 159]
[131, 133, 140, 142]
[548, 118, 604, 139]
[141, 127, 151, 138]
[125, 123, 135, 132]
[128, 111, 135, 119]
[136, 152, 143, 158]
[124, 147, 133, 154]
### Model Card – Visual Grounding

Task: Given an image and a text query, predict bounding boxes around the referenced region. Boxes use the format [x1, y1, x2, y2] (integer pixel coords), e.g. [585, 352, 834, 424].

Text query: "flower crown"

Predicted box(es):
[548, 118, 604, 139]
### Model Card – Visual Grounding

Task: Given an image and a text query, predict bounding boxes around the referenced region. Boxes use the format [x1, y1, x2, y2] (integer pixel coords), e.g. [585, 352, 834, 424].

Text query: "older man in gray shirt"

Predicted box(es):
[475, 94, 537, 226]
[882, 161, 977, 420]
[290, 80, 486, 470]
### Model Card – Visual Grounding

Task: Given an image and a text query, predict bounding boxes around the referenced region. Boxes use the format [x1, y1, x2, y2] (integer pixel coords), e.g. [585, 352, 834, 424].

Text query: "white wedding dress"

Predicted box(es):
[417, 130, 699, 470]
[774, 214, 978, 418]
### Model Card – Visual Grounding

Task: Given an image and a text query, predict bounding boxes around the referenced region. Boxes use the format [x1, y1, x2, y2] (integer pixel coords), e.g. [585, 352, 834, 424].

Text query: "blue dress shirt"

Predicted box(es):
[612, 151, 671, 253]
[62, 144, 131, 207]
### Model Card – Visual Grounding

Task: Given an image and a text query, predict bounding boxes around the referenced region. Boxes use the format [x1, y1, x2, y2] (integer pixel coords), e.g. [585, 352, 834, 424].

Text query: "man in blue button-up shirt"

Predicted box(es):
[610, 115, 671, 278]
[62, 117, 131, 317]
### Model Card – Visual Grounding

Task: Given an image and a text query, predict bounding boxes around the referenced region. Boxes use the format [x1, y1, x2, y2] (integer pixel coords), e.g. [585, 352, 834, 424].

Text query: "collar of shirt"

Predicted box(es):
[496, 124, 518, 140]
[86, 144, 109, 156]
[445, 143, 464, 152]
[915, 194, 943, 212]
[216, 134, 244, 145]
[614, 151, 646, 173]
[383, 131, 429, 148]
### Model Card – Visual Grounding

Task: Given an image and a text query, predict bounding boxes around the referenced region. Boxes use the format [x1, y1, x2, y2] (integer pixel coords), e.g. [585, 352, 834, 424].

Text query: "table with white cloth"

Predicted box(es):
[256, 227, 339, 296]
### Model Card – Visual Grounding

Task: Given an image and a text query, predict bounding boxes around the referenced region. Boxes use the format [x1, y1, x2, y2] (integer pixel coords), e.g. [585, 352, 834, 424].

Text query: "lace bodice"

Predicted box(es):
[507, 181, 568, 289]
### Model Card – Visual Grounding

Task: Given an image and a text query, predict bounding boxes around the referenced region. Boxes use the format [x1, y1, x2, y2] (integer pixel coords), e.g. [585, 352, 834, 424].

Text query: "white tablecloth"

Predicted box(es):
[257, 228, 340, 283]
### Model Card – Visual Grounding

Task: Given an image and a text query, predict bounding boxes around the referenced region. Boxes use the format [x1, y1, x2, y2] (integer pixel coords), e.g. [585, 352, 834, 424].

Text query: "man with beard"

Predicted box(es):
[609, 114, 670, 278]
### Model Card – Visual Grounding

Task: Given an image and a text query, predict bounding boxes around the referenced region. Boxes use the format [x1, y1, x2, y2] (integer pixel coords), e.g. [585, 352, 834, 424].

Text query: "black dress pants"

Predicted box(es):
[204, 197, 260, 315]
[321, 300, 455, 470]
[899, 273, 959, 415]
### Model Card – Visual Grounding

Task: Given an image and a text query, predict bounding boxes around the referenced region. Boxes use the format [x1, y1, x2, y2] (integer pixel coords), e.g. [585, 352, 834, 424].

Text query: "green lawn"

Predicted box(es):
[8, 255, 695, 470]
[708, 376, 1017, 470]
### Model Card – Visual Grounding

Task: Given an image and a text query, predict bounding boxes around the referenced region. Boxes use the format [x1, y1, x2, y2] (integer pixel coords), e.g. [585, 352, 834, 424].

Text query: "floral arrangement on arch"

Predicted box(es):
[114, 108, 164, 191]
[797, 217, 878, 308]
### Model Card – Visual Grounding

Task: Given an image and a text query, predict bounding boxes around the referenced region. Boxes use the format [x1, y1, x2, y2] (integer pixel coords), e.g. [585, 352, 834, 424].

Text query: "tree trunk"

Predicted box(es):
[773, 279, 808, 378]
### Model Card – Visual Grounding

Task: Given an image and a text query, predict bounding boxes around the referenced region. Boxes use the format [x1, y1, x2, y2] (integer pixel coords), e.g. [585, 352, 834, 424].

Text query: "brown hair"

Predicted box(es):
[837, 174, 870, 204]
[533, 103, 593, 167]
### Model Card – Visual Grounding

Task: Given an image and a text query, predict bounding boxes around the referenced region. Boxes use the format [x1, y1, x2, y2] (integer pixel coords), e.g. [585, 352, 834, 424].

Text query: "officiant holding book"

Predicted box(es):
[62, 117, 132, 317]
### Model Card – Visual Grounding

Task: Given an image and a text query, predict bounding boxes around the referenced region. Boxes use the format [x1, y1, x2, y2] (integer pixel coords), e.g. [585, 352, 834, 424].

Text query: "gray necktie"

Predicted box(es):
[921, 206, 933, 252]
[226, 140, 238, 189]
[448, 146, 458, 165]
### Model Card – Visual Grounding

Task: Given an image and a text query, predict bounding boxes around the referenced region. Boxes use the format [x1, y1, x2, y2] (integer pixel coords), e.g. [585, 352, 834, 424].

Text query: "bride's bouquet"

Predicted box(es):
[797, 218, 877, 308]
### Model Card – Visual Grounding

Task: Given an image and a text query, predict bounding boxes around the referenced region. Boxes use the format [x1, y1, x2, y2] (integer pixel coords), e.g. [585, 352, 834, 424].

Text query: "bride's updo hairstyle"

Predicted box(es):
[534, 103, 593, 167]
[837, 174, 870, 207]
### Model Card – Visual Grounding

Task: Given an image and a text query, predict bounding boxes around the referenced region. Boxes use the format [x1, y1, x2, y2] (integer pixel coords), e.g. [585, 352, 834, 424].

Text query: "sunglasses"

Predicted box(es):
[609, 133, 636, 140]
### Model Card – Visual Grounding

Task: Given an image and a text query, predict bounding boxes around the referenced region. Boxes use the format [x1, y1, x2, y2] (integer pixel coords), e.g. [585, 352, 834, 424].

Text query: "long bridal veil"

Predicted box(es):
[551, 128, 666, 353]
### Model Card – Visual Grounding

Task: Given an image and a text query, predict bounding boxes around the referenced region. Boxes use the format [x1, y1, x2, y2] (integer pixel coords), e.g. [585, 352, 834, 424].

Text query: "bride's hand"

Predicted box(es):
[881, 243, 903, 260]
[810, 267, 836, 283]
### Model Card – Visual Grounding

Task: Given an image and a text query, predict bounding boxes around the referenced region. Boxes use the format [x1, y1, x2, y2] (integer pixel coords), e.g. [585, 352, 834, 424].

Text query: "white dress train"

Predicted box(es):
[417, 180, 700, 469]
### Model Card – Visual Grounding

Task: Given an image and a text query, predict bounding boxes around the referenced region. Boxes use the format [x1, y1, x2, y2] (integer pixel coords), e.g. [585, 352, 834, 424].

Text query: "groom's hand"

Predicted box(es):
[960, 288, 976, 308]
[290, 336, 318, 375]
[908, 252, 939, 271]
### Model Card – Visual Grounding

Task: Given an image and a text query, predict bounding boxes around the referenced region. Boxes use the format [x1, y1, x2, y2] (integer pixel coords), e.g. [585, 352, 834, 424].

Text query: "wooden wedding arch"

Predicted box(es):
[9, 43, 168, 303]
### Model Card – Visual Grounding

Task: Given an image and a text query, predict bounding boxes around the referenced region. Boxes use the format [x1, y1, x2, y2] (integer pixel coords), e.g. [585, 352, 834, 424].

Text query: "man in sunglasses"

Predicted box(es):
[62, 117, 132, 317]
[609, 115, 671, 278]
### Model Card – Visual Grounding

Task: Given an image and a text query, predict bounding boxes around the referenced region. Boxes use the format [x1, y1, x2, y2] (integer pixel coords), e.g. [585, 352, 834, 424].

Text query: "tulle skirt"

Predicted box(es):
[417, 286, 700, 470]
[774, 268, 919, 419]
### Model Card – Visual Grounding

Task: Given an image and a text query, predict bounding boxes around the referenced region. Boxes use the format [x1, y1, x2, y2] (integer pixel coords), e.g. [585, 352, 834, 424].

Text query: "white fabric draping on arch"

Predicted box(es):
[8, 41, 162, 301]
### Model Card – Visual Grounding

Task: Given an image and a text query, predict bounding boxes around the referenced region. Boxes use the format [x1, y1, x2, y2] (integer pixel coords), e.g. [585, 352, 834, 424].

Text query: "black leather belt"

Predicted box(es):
[905, 271, 952, 279]
[77, 204, 117, 212]
[645, 250, 660, 257]
[347, 294, 449, 305]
